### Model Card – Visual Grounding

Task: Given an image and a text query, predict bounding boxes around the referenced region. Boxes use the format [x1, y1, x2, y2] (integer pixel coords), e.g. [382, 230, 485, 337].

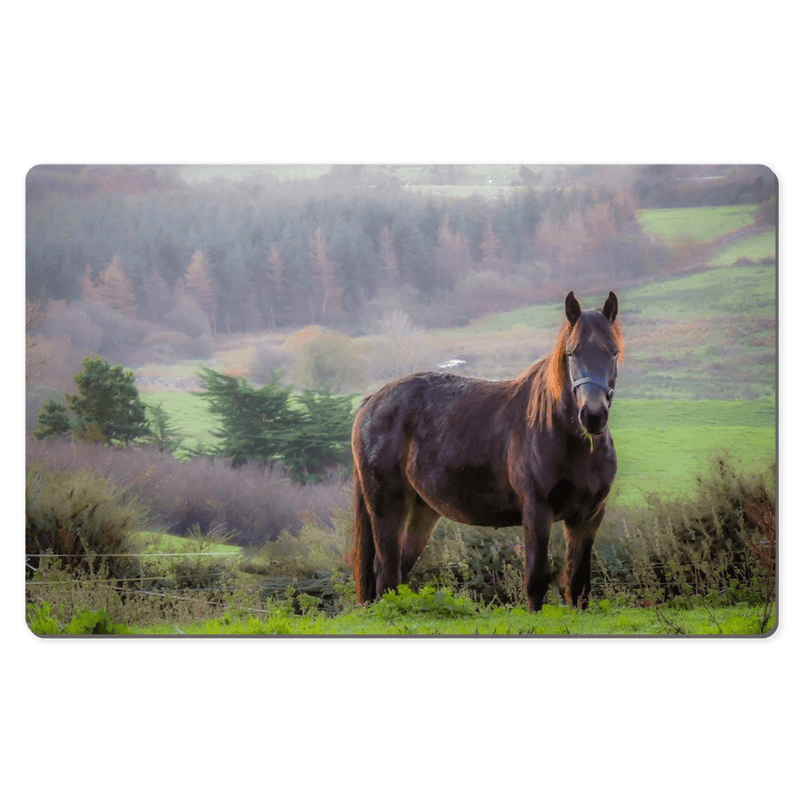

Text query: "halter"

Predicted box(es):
[571, 374, 615, 401]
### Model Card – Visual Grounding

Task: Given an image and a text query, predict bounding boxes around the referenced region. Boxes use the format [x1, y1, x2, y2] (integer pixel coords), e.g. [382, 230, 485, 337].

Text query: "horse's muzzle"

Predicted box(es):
[579, 403, 609, 435]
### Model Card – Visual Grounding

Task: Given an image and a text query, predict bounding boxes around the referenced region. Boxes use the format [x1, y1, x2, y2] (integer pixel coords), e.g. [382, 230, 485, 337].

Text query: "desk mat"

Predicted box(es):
[25, 164, 777, 637]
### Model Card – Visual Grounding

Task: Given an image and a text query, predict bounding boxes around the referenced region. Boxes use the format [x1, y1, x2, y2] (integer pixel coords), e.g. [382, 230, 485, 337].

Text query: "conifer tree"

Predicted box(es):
[195, 367, 354, 482]
[32, 398, 72, 440]
[66, 356, 152, 444]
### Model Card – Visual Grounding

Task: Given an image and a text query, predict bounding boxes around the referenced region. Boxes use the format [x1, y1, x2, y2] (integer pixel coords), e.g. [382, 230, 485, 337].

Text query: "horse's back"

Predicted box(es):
[353, 372, 524, 525]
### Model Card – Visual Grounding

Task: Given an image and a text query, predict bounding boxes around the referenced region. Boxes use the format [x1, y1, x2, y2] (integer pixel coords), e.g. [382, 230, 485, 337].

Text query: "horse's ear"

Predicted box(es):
[565, 291, 581, 325]
[602, 291, 618, 323]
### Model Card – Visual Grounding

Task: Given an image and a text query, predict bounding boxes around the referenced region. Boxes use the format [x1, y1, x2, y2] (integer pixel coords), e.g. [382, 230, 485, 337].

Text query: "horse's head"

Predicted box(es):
[563, 291, 621, 436]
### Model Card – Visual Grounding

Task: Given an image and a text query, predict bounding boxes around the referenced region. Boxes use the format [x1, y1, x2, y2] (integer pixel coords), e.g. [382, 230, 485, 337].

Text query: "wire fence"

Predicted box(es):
[25, 551, 345, 606]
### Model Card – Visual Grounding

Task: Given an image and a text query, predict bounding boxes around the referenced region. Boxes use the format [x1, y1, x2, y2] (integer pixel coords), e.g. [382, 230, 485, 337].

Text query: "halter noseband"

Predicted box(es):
[571, 375, 614, 400]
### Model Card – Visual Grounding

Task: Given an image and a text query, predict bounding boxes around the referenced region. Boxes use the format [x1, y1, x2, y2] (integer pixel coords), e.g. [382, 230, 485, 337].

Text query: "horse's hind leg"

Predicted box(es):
[400, 496, 441, 583]
[366, 470, 412, 598]
[563, 506, 605, 609]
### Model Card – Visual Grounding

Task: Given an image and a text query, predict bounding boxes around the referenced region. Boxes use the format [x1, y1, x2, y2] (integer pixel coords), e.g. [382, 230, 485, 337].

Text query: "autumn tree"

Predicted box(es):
[96, 257, 138, 316]
[309, 226, 341, 321]
[182, 250, 217, 331]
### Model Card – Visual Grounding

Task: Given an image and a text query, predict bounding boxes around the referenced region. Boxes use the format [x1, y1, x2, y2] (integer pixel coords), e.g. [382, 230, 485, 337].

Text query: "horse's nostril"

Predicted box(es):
[579, 406, 608, 433]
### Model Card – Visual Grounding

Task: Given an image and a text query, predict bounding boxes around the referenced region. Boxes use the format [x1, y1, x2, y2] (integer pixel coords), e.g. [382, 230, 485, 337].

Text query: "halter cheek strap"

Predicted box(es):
[571, 375, 615, 400]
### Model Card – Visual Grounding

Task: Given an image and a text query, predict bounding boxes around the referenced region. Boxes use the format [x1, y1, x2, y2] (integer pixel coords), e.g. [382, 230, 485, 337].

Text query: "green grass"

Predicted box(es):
[708, 230, 776, 266]
[611, 399, 775, 506]
[130, 530, 244, 578]
[128, 600, 774, 636]
[637, 205, 758, 244]
[620, 263, 775, 318]
[142, 390, 217, 453]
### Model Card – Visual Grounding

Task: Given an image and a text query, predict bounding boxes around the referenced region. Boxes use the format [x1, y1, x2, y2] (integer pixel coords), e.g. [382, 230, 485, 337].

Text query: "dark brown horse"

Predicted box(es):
[351, 291, 623, 611]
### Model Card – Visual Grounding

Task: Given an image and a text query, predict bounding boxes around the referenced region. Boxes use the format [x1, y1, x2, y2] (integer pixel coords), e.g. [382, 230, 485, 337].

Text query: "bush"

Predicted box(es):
[26, 437, 351, 547]
[292, 328, 369, 393]
[26, 464, 145, 581]
[239, 510, 355, 613]
[27, 601, 130, 635]
[251, 345, 295, 385]
[593, 454, 776, 607]
[409, 519, 527, 606]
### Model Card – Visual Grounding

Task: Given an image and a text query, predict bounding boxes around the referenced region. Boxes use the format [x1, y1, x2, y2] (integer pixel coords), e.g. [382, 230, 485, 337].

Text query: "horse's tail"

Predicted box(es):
[352, 471, 376, 604]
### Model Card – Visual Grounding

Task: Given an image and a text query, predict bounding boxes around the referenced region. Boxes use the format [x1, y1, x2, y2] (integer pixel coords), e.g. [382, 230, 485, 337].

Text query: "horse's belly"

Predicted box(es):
[407, 463, 522, 528]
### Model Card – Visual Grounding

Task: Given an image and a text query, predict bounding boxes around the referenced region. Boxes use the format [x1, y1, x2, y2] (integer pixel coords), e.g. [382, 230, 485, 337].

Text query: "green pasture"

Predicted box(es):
[143, 390, 217, 452]
[610, 399, 774, 507]
[637, 205, 758, 244]
[708, 230, 776, 266]
[129, 599, 773, 636]
[622, 263, 774, 319]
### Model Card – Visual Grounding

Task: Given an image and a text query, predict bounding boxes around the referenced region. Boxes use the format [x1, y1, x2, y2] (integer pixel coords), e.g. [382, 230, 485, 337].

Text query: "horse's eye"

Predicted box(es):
[566, 350, 575, 358]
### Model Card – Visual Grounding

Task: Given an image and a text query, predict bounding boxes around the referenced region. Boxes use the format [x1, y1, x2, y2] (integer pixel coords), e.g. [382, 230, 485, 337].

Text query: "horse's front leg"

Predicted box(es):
[522, 499, 554, 612]
[563, 505, 605, 610]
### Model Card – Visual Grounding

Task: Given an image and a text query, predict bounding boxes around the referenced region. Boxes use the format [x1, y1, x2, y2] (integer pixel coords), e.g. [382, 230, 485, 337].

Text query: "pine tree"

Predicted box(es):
[377, 224, 399, 286]
[195, 367, 355, 482]
[479, 218, 503, 271]
[265, 244, 285, 329]
[81, 265, 103, 304]
[32, 398, 72, 439]
[145, 402, 183, 454]
[142, 269, 173, 323]
[66, 356, 152, 444]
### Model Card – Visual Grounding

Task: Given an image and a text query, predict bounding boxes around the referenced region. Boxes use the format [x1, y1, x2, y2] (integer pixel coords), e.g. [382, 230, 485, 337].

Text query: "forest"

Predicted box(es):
[26, 164, 774, 360]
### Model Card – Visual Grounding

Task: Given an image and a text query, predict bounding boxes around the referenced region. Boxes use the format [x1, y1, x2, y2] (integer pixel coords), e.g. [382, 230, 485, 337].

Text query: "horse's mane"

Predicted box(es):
[519, 311, 625, 428]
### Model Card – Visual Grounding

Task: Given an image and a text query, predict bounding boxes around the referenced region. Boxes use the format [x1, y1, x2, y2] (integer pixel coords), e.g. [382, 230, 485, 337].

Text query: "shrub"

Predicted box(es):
[593, 454, 776, 607]
[293, 328, 369, 393]
[410, 520, 527, 606]
[27, 601, 130, 635]
[251, 345, 295, 385]
[26, 437, 351, 547]
[239, 510, 355, 613]
[365, 309, 425, 380]
[26, 464, 145, 581]
[82, 302, 147, 360]
[373, 585, 478, 620]
[162, 294, 212, 339]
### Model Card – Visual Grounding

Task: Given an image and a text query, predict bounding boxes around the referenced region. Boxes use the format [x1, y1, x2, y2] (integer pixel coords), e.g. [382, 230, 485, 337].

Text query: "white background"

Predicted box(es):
[5, 3, 795, 797]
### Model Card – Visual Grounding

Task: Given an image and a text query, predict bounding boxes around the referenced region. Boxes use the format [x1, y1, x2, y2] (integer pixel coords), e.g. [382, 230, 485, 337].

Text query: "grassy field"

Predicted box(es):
[637, 205, 759, 244]
[611, 398, 774, 506]
[128, 605, 773, 636]
[708, 230, 776, 266]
